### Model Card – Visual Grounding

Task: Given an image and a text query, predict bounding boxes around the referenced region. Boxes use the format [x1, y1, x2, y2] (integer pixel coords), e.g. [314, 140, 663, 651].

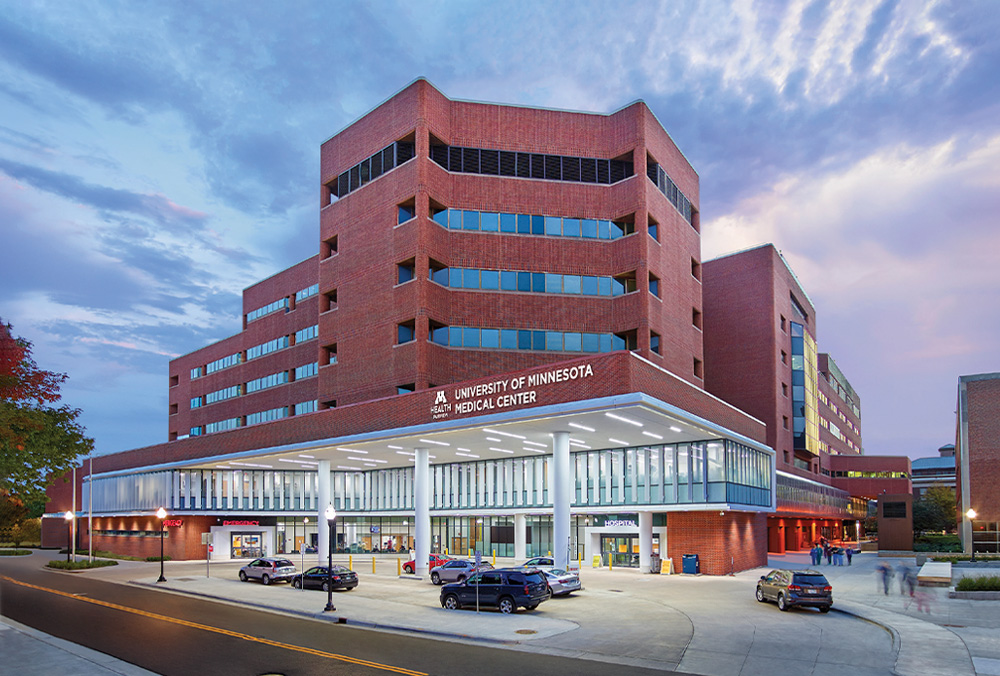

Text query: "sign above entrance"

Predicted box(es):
[163, 519, 183, 527]
[430, 363, 595, 421]
[605, 520, 637, 528]
[223, 520, 259, 526]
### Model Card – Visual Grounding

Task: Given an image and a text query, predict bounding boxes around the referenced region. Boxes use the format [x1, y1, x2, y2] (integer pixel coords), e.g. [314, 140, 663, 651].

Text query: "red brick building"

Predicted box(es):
[957, 373, 1000, 554]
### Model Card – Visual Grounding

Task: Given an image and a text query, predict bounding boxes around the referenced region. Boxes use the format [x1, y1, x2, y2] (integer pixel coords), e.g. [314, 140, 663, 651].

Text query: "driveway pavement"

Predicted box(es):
[5, 549, 999, 675]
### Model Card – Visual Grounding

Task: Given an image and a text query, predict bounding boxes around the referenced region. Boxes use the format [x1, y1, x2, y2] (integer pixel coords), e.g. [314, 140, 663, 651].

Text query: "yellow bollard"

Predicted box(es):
[492, 549, 496, 567]
[609, 555, 613, 571]
[349, 554, 353, 570]
[372, 556, 376, 574]
[547, 550, 551, 557]
[397, 558, 401, 576]
[578, 552, 582, 570]
[444, 548, 448, 556]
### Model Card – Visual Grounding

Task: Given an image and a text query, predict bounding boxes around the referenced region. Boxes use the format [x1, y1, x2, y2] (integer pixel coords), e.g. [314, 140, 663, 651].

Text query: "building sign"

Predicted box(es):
[223, 520, 260, 526]
[163, 519, 183, 527]
[604, 520, 637, 528]
[430, 363, 595, 420]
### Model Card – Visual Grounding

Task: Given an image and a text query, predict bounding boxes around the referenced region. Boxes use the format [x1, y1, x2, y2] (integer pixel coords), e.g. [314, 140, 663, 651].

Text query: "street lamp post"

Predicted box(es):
[967, 509, 978, 562]
[324, 503, 337, 612]
[63, 511, 74, 562]
[156, 507, 167, 582]
[301, 517, 308, 591]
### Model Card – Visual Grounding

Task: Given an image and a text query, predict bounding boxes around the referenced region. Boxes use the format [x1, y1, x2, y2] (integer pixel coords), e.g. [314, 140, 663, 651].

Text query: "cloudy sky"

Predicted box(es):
[1, 1, 997, 459]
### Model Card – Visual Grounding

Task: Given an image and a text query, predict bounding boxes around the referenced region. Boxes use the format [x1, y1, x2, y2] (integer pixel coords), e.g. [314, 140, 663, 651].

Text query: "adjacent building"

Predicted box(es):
[44, 79, 877, 573]
[957, 373, 1000, 554]
[911, 444, 956, 499]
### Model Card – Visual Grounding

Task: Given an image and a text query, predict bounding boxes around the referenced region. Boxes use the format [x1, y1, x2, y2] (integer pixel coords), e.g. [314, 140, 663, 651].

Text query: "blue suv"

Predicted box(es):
[440, 567, 550, 613]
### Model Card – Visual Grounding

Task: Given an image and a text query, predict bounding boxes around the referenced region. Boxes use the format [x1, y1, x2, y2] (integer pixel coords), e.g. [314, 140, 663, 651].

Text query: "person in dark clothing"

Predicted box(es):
[846, 547, 853, 565]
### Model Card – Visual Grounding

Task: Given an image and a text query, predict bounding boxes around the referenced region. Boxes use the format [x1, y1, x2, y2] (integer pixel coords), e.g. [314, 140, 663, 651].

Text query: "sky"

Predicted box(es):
[1, 1, 998, 460]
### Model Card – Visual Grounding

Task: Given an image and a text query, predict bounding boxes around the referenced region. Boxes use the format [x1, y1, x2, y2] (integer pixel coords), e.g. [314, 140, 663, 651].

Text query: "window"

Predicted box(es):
[170, 403, 179, 415]
[326, 139, 415, 202]
[430, 143, 633, 185]
[322, 344, 337, 366]
[646, 158, 695, 226]
[397, 383, 415, 395]
[247, 407, 287, 426]
[693, 357, 704, 379]
[691, 258, 701, 281]
[170, 375, 179, 387]
[783, 415, 789, 429]
[650, 332, 661, 355]
[246, 297, 289, 323]
[323, 289, 338, 312]
[614, 329, 638, 351]
[782, 383, 788, 397]
[246, 371, 289, 393]
[790, 293, 809, 321]
[294, 325, 318, 343]
[397, 320, 415, 344]
[190, 427, 202, 437]
[205, 384, 241, 404]
[322, 235, 338, 259]
[205, 352, 241, 375]
[205, 417, 242, 434]
[613, 272, 637, 296]
[780, 315, 787, 333]
[647, 216, 659, 241]
[429, 324, 617, 354]
[296, 284, 319, 302]
[780, 350, 787, 365]
[692, 308, 702, 330]
[397, 259, 415, 284]
[190, 366, 203, 379]
[246, 336, 289, 360]
[294, 400, 317, 415]
[649, 274, 660, 298]
[430, 207, 636, 242]
[190, 397, 202, 409]
[398, 201, 415, 224]
[295, 362, 319, 379]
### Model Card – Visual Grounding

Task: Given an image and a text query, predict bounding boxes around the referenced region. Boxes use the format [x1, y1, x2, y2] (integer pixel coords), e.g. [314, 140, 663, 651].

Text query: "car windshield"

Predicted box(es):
[793, 574, 829, 586]
[548, 569, 569, 576]
[273, 560, 294, 568]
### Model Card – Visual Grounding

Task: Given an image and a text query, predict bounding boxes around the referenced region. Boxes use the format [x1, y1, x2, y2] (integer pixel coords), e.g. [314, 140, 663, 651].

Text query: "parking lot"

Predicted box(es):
[74, 550, 975, 676]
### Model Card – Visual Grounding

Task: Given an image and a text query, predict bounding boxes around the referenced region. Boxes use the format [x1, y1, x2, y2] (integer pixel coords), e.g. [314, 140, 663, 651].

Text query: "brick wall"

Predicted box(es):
[965, 376, 1000, 521]
[666, 511, 767, 575]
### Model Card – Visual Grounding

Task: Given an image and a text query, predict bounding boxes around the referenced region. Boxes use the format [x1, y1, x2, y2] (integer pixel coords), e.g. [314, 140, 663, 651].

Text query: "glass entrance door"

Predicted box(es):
[600, 534, 659, 567]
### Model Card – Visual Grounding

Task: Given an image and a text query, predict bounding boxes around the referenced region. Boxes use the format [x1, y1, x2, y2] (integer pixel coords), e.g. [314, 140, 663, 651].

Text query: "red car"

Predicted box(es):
[402, 553, 451, 574]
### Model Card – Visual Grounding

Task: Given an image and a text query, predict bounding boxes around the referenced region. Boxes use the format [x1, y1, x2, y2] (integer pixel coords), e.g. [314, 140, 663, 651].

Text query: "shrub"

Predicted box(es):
[0, 549, 32, 556]
[47, 559, 118, 570]
[146, 555, 172, 562]
[956, 575, 1000, 592]
[932, 555, 1000, 563]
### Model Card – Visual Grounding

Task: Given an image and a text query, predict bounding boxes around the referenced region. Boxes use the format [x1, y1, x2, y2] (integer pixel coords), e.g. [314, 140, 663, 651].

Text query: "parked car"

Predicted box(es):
[402, 553, 451, 575]
[440, 568, 550, 613]
[238, 557, 297, 585]
[543, 568, 583, 596]
[756, 569, 832, 612]
[521, 556, 580, 571]
[430, 559, 493, 585]
[291, 565, 358, 591]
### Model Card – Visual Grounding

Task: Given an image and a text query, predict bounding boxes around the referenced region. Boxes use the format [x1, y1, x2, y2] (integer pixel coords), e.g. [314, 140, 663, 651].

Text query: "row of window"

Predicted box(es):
[189, 364, 318, 408]
[246, 298, 288, 323]
[430, 143, 634, 185]
[427, 266, 636, 297]
[295, 325, 319, 343]
[295, 284, 319, 302]
[247, 336, 290, 361]
[193, 352, 243, 379]
[431, 208, 635, 240]
[646, 162, 694, 226]
[327, 140, 416, 201]
[428, 325, 631, 353]
[191, 400, 319, 436]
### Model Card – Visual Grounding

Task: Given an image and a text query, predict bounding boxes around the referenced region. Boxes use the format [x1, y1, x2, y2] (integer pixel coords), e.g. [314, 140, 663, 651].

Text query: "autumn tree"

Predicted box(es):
[0, 321, 93, 504]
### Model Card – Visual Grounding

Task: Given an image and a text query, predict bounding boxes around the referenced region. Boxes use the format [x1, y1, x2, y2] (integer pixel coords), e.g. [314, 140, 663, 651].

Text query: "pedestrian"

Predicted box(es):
[877, 563, 893, 594]
[846, 547, 853, 565]
[811, 544, 821, 566]
[824, 543, 832, 565]
[905, 568, 917, 596]
[897, 564, 911, 595]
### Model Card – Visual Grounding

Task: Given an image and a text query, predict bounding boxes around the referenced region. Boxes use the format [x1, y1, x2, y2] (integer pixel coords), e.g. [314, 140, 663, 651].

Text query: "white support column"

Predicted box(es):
[552, 431, 571, 570]
[514, 513, 527, 561]
[638, 511, 653, 573]
[317, 460, 331, 566]
[414, 448, 431, 578]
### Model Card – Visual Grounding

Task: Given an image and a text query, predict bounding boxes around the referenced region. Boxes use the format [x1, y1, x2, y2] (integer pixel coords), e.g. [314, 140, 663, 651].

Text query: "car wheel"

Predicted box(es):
[777, 593, 788, 611]
[404, 564, 413, 574]
[443, 594, 459, 610]
[292, 578, 301, 589]
[819, 606, 830, 613]
[262, 574, 271, 585]
[498, 597, 515, 614]
[431, 571, 441, 585]
[755, 587, 766, 602]
[239, 571, 248, 582]
[322, 581, 330, 592]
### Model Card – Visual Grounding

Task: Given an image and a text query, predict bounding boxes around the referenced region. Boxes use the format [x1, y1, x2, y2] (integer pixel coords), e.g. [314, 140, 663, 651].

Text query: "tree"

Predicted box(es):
[912, 486, 957, 535]
[0, 321, 93, 504]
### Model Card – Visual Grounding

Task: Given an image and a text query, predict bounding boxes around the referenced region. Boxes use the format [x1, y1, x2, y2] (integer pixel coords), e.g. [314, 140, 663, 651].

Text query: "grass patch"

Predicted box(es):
[956, 575, 1000, 592]
[47, 559, 118, 570]
[64, 548, 157, 562]
[0, 549, 33, 556]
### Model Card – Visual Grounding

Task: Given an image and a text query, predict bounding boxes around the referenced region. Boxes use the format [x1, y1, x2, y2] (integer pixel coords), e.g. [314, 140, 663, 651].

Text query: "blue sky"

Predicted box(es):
[2, 1, 998, 459]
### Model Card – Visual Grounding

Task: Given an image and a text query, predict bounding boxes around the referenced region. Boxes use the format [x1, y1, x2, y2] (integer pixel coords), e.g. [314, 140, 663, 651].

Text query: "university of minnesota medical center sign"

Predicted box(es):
[430, 362, 595, 421]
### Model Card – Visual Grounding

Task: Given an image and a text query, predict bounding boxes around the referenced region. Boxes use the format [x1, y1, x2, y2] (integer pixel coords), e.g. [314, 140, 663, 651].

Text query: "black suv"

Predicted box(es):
[756, 569, 833, 612]
[440, 567, 550, 614]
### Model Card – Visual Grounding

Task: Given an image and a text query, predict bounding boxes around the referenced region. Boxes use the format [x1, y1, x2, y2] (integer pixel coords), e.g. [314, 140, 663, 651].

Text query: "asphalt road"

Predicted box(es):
[0, 554, 675, 676]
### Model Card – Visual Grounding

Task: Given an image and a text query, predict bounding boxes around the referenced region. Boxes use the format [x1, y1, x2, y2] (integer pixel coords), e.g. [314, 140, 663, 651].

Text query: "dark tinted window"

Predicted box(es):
[274, 559, 294, 567]
[524, 571, 546, 585]
[792, 574, 829, 586]
[506, 572, 526, 584]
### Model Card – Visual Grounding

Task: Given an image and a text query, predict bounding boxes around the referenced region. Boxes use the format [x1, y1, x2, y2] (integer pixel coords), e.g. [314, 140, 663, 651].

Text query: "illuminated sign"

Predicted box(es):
[223, 520, 260, 526]
[430, 363, 595, 420]
[604, 520, 637, 528]
[163, 519, 183, 527]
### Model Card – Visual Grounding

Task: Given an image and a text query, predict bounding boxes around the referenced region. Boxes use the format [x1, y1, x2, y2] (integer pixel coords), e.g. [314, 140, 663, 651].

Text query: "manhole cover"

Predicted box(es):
[609, 589, 623, 593]
[515, 629, 537, 635]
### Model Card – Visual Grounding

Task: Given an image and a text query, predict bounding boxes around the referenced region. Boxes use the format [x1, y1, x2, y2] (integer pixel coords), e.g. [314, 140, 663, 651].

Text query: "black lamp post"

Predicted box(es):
[63, 511, 74, 562]
[156, 507, 167, 582]
[967, 508, 978, 563]
[324, 503, 337, 612]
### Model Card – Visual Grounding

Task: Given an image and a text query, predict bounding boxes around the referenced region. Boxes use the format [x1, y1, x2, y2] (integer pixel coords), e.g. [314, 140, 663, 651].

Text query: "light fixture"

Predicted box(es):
[387, 445, 403, 450]
[337, 465, 362, 471]
[608, 438, 629, 446]
[489, 447, 515, 454]
[482, 428, 526, 440]
[568, 422, 595, 432]
[395, 450, 415, 456]
[605, 412, 643, 427]
[486, 437, 502, 443]
[523, 440, 547, 448]
[298, 454, 315, 459]
[156, 507, 168, 582]
[418, 438, 451, 446]
[642, 431, 664, 440]
[669, 426, 683, 433]
[324, 503, 337, 613]
[337, 447, 367, 454]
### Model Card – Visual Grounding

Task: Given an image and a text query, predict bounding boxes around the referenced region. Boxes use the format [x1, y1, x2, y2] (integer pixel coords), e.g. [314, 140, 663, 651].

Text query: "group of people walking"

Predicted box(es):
[810, 539, 853, 566]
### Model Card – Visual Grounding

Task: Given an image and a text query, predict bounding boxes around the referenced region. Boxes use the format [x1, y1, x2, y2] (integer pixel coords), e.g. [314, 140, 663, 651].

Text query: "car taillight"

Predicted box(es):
[525, 585, 530, 594]
[823, 586, 832, 592]
[788, 584, 802, 592]
[332, 576, 341, 581]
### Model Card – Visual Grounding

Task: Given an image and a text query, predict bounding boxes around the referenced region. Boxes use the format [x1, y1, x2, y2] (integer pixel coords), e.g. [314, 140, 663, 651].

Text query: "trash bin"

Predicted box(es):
[649, 554, 661, 574]
[682, 553, 700, 574]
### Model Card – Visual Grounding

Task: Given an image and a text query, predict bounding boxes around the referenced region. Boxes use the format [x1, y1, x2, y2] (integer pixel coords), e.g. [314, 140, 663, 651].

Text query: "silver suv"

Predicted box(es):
[430, 559, 494, 585]
[239, 557, 296, 585]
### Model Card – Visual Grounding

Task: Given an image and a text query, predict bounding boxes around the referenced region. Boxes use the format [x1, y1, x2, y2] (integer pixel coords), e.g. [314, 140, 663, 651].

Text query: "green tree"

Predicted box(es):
[0, 489, 28, 547]
[0, 321, 93, 504]
[912, 486, 957, 534]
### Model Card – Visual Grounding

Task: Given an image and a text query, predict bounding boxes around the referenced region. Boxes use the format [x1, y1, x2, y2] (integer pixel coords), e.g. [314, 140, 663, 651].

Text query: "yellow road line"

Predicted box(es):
[1, 575, 427, 676]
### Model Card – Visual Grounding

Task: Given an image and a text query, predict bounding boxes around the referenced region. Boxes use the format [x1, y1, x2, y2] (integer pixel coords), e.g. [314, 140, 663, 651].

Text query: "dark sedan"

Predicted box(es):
[291, 565, 358, 592]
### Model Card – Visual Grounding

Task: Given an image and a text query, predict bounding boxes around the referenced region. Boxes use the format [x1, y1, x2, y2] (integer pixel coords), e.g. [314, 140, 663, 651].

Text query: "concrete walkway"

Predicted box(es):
[6, 550, 999, 675]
